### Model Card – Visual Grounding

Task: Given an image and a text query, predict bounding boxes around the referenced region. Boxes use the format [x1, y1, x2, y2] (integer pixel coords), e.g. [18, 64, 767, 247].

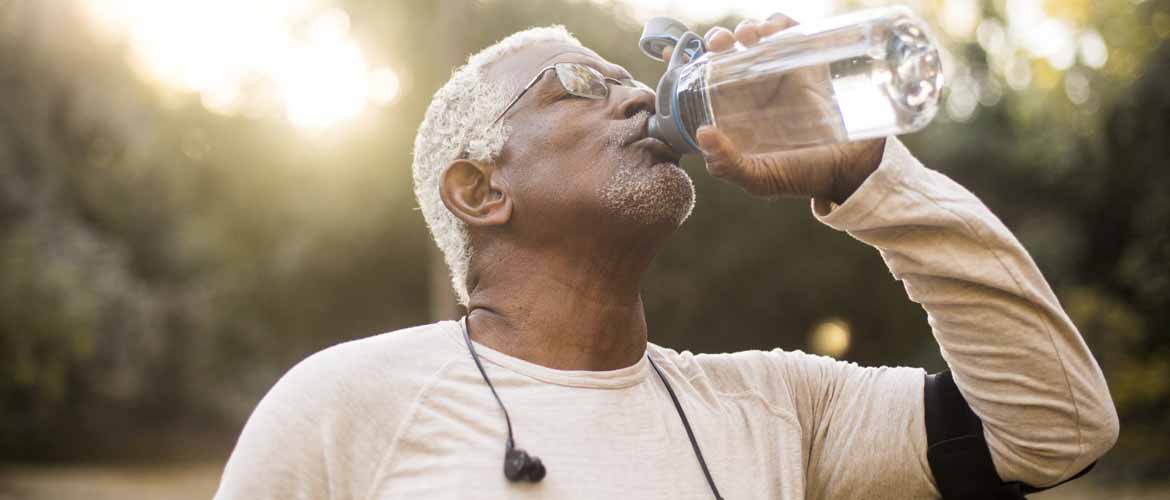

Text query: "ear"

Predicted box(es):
[439, 159, 512, 227]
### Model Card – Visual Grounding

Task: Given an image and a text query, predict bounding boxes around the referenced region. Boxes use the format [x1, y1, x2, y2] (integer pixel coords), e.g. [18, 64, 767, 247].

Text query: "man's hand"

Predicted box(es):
[665, 14, 886, 205]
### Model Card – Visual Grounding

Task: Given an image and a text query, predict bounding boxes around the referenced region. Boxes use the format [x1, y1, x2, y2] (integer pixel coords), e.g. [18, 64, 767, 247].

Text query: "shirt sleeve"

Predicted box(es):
[809, 137, 1119, 488]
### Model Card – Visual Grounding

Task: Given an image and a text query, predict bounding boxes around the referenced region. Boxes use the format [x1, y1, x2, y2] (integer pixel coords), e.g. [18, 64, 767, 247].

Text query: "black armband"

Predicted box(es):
[923, 370, 1095, 499]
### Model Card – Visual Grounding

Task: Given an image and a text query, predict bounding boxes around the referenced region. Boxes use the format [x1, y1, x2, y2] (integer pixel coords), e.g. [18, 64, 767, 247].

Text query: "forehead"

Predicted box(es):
[485, 42, 629, 92]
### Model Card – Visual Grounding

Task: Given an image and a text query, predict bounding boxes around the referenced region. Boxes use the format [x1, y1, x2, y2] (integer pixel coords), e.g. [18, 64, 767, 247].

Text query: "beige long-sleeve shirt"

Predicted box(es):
[214, 138, 1118, 499]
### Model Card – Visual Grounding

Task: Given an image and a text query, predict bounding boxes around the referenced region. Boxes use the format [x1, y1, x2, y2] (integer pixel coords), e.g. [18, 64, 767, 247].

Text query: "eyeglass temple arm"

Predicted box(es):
[488, 67, 555, 127]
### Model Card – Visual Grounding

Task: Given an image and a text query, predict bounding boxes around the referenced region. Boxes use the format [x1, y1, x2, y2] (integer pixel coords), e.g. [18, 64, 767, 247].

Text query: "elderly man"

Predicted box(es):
[215, 14, 1118, 500]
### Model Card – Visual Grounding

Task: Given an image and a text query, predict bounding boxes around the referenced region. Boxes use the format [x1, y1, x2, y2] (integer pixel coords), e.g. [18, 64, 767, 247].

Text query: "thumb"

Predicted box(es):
[698, 126, 789, 198]
[696, 126, 746, 181]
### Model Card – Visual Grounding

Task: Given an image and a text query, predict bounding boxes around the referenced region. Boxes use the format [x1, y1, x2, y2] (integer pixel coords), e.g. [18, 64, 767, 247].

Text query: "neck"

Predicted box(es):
[464, 240, 656, 371]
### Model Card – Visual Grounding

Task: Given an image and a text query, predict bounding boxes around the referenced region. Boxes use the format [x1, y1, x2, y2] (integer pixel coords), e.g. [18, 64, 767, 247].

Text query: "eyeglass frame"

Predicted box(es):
[487, 62, 652, 127]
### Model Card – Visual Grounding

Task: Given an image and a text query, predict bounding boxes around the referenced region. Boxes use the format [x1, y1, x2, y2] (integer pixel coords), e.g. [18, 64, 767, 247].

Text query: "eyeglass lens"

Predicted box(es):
[553, 63, 610, 99]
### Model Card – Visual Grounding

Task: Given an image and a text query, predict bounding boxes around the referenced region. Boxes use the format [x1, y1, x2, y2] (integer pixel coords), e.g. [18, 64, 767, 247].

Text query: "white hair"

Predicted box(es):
[412, 26, 583, 305]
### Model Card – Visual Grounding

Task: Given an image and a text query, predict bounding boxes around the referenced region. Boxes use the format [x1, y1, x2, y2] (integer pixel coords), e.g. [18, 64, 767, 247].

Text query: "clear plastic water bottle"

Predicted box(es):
[640, 6, 943, 155]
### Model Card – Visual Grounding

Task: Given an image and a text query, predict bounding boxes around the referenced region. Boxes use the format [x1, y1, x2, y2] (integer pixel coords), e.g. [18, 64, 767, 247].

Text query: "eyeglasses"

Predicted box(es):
[489, 62, 652, 127]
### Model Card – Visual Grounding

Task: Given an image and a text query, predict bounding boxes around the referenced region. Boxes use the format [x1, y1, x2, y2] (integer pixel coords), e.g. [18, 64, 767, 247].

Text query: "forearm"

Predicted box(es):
[814, 138, 1119, 487]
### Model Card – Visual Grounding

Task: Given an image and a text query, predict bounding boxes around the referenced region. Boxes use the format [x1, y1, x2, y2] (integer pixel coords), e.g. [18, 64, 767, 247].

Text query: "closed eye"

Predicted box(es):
[535, 78, 571, 104]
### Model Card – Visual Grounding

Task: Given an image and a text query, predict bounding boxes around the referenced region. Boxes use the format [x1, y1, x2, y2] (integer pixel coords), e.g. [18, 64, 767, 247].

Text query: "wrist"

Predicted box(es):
[828, 138, 886, 205]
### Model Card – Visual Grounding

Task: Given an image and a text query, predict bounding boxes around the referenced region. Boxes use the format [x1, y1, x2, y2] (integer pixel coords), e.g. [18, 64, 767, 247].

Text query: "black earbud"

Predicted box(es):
[504, 447, 546, 482]
[463, 319, 549, 484]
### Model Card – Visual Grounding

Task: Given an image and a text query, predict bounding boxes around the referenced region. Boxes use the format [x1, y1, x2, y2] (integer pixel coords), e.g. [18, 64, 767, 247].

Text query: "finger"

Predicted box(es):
[733, 19, 762, 47]
[661, 45, 673, 62]
[760, 12, 798, 37]
[696, 126, 746, 180]
[704, 26, 735, 52]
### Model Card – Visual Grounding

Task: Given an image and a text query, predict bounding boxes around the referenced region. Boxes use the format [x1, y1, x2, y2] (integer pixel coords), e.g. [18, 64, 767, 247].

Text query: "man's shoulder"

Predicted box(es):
[219, 322, 467, 499]
[649, 343, 824, 375]
[266, 320, 467, 412]
[648, 343, 846, 396]
[310, 319, 465, 368]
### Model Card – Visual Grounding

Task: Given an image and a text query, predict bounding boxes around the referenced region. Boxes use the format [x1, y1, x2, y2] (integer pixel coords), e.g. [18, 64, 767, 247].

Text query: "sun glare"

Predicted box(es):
[81, 0, 400, 130]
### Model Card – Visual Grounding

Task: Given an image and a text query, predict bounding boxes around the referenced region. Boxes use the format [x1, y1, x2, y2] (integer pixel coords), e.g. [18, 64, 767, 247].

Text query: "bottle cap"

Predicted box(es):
[639, 17, 690, 61]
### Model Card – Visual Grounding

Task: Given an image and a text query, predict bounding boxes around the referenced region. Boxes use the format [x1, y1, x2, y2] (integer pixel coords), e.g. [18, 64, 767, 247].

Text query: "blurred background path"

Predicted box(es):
[0, 463, 221, 500]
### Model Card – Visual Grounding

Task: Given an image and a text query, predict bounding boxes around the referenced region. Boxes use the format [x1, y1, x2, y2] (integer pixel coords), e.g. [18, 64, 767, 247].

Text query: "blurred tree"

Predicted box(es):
[1067, 40, 1170, 480]
[0, 0, 188, 458]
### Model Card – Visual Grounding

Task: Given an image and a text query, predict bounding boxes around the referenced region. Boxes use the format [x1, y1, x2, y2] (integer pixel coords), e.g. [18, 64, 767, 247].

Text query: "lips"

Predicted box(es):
[626, 117, 682, 165]
[632, 136, 682, 165]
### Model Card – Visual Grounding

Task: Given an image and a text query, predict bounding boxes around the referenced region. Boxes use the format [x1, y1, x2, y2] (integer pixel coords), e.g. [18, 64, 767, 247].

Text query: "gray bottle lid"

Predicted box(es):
[639, 17, 691, 61]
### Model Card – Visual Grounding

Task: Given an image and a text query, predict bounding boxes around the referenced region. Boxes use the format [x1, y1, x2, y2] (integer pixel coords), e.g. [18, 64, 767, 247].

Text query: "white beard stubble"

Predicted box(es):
[599, 111, 696, 227]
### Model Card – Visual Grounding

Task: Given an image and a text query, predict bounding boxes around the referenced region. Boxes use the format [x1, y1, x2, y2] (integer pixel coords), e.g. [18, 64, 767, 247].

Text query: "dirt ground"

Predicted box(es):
[0, 461, 1164, 499]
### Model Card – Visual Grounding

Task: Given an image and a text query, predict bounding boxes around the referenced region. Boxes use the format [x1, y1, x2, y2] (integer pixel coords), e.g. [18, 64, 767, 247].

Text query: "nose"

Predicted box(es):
[614, 84, 656, 120]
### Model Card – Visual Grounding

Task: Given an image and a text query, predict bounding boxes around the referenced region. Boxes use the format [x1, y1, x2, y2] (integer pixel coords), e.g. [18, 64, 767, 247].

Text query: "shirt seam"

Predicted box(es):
[679, 371, 809, 494]
[475, 355, 649, 389]
[361, 354, 467, 500]
[446, 320, 651, 390]
[649, 351, 803, 432]
[678, 371, 802, 426]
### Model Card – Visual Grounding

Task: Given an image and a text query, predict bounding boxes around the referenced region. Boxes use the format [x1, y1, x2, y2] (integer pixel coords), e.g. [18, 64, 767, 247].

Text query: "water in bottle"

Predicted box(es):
[642, 6, 944, 156]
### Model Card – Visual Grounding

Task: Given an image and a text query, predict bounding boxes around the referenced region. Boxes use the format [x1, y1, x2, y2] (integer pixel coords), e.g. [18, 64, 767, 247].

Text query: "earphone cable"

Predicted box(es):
[462, 318, 516, 449]
[461, 317, 722, 498]
[647, 354, 724, 500]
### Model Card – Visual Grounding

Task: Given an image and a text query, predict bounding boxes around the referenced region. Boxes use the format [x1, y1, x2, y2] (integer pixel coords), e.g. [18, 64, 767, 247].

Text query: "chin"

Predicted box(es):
[600, 161, 696, 228]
